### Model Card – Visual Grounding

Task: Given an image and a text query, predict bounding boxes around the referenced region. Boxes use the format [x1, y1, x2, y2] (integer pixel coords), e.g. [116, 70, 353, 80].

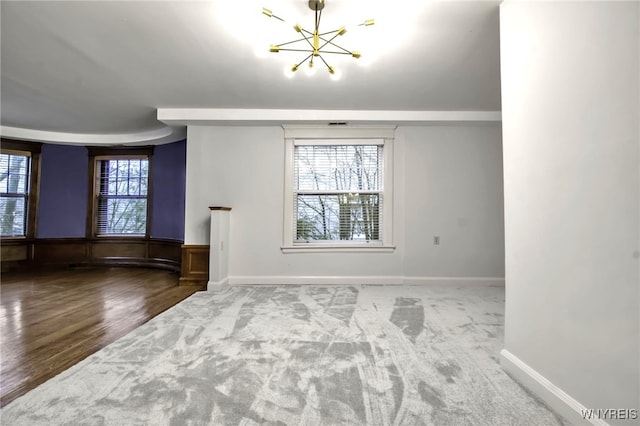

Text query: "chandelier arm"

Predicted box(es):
[314, 50, 353, 55]
[275, 36, 313, 48]
[295, 53, 314, 68]
[262, 8, 285, 22]
[276, 48, 319, 53]
[317, 29, 341, 37]
[318, 36, 351, 54]
[318, 34, 342, 50]
[316, 53, 332, 70]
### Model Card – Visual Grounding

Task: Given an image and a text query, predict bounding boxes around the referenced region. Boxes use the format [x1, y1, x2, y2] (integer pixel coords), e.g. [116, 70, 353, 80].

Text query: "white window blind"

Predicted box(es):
[95, 158, 149, 235]
[293, 141, 384, 243]
[0, 152, 30, 237]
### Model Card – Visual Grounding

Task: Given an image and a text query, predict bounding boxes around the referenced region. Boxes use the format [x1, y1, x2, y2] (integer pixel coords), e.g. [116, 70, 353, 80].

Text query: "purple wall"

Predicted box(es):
[151, 140, 186, 241]
[36, 140, 186, 241]
[36, 144, 88, 238]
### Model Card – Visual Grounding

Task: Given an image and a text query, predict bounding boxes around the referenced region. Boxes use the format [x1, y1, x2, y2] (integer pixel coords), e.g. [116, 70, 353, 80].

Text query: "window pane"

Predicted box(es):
[101, 198, 147, 234]
[295, 145, 381, 192]
[129, 179, 139, 195]
[0, 153, 30, 236]
[296, 194, 380, 241]
[99, 159, 149, 196]
[117, 161, 128, 178]
[0, 154, 8, 193]
[108, 179, 117, 194]
[129, 160, 140, 177]
[0, 196, 26, 237]
[116, 179, 129, 195]
[0, 154, 29, 194]
[96, 158, 149, 235]
[293, 143, 383, 243]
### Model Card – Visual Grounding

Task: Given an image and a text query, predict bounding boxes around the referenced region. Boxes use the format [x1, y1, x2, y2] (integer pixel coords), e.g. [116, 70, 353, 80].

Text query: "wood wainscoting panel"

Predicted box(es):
[0, 240, 32, 272]
[147, 239, 182, 271]
[148, 240, 181, 263]
[91, 240, 147, 259]
[2, 238, 183, 273]
[1, 243, 29, 262]
[33, 239, 87, 265]
[180, 245, 210, 286]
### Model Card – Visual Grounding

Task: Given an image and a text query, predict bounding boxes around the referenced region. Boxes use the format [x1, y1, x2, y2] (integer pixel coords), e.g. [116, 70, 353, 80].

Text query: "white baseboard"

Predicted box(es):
[403, 276, 505, 286]
[226, 275, 505, 286]
[228, 275, 404, 285]
[207, 278, 230, 291]
[500, 349, 609, 426]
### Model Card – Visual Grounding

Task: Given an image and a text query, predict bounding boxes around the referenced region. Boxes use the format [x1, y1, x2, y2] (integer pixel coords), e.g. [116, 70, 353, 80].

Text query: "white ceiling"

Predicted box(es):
[0, 0, 502, 145]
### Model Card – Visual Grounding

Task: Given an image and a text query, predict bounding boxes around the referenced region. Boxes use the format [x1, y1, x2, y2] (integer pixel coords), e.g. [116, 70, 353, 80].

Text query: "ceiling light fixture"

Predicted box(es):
[262, 0, 374, 78]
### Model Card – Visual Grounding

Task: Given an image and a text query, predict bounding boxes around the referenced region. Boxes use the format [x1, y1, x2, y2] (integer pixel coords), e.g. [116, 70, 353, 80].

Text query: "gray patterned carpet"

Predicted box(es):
[1, 285, 566, 425]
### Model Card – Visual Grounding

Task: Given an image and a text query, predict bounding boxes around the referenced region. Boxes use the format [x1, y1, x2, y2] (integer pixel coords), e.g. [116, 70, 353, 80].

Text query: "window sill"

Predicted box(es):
[94, 234, 147, 238]
[281, 245, 396, 254]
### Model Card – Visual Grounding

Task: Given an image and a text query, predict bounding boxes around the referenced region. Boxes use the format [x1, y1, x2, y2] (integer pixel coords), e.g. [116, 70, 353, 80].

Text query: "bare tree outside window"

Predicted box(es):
[96, 159, 148, 235]
[294, 144, 382, 242]
[0, 153, 29, 237]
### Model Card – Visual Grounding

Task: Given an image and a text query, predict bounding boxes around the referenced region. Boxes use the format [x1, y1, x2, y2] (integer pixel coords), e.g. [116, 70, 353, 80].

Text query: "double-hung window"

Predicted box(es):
[94, 156, 149, 236]
[0, 151, 31, 237]
[283, 126, 395, 251]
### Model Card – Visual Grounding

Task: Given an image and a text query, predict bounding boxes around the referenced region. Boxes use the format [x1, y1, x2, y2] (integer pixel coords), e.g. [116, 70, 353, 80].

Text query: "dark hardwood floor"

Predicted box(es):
[0, 267, 203, 407]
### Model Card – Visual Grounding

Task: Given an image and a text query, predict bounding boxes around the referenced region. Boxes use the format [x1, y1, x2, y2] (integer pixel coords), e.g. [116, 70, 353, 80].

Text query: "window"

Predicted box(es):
[0, 151, 31, 237]
[283, 126, 395, 251]
[94, 157, 149, 236]
[295, 142, 383, 242]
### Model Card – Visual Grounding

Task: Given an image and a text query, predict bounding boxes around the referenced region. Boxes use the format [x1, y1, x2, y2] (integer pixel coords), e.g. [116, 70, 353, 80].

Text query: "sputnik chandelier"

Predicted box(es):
[262, 0, 374, 77]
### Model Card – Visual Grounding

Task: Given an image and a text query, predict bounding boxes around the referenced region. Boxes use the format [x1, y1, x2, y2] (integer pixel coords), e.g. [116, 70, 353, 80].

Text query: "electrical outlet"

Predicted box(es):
[433, 236, 440, 245]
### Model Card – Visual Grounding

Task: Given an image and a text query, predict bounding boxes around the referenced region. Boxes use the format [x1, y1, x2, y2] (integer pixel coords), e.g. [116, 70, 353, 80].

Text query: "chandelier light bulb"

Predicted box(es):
[284, 65, 296, 78]
[304, 60, 317, 76]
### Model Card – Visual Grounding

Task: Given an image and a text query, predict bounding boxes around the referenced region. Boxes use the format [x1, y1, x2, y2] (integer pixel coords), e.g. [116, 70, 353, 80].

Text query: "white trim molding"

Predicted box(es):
[0, 125, 185, 145]
[225, 276, 505, 286]
[500, 349, 610, 426]
[403, 276, 505, 287]
[207, 278, 230, 291]
[157, 108, 502, 126]
[282, 125, 395, 250]
[282, 124, 397, 139]
[281, 245, 396, 254]
[229, 276, 404, 286]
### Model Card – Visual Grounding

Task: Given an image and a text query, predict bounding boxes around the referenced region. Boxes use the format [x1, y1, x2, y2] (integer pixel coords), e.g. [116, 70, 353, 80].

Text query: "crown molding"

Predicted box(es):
[157, 108, 501, 126]
[0, 125, 186, 146]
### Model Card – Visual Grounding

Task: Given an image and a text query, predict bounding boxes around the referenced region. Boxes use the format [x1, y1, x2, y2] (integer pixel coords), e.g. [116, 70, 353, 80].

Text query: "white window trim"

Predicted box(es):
[282, 125, 396, 252]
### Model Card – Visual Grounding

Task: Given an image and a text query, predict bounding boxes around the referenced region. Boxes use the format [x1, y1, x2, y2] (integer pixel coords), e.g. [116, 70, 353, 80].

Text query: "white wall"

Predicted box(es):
[184, 124, 504, 282]
[500, 1, 639, 423]
[402, 126, 505, 278]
